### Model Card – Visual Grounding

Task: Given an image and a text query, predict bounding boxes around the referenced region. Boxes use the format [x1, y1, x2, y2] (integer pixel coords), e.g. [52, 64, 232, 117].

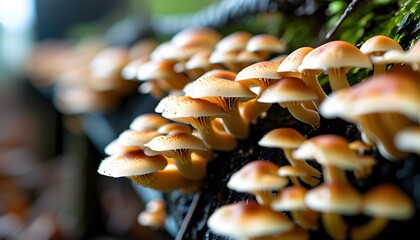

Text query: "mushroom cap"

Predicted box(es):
[116, 129, 161, 148]
[104, 139, 139, 155]
[246, 34, 286, 53]
[362, 183, 414, 220]
[319, 72, 420, 121]
[97, 150, 167, 177]
[298, 40, 372, 72]
[271, 185, 308, 211]
[156, 123, 192, 135]
[394, 125, 420, 154]
[235, 50, 264, 64]
[372, 39, 420, 64]
[227, 160, 288, 192]
[157, 95, 228, 122]
[305, 182, 362, 215]
[90, 46, 129, 78]
[121, 55, 149, 80]
[214, 31, 252, 53]
[129, 113, 171, 131]
[236, 61, 282, 82]
[207, 201, 294, 239]
[144, 132, 207, 153]
[183, 75, 257, 100]
[208, 50, 237, 64]
[277, 47, 314, 77]
[170, 27, 222, 48]
[257, 77, 318, 104]
[136, 60, 177, 81]
[360, 35, 403, 55]
[293, 134, 362, 170]
[202, 69, 237, 80]
[184, 48, 213, 70]
[259, 127, 306, 149]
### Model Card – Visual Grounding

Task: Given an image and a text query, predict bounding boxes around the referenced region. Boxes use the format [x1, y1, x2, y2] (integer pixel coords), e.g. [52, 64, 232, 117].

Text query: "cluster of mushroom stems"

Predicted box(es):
[90, 27, 419, 239]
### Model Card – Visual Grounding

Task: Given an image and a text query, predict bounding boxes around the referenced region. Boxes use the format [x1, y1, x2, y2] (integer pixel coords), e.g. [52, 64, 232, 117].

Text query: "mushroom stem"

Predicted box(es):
[327, 68, 350, 91]
[290, 210, 319, 231]
[283, 148, 321, 187]
[281, 103, 320, 128]
[323, 164, 348, 183]
[254, 190, 275, 206]
[358, 114, 408, 160]
[373, 63, 387, 75]
[196, 123, 238, 151]
[302, 72, 327, 106]
[323, 212, 349, 240]
[220, 100, 250, 139]
[240, 99, 272, 124]
[172, 150, 207, 180]
[350, 217, 388, 240]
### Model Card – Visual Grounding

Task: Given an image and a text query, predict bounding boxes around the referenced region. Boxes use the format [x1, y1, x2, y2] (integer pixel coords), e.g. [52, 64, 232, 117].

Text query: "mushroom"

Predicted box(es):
[136, 59, 191, 93]
[271, 184, 320, 231]
[258, 127, 321, 187]
[235, 61, 282, 124]
[257, 77, 320, 128]
[305, 181, 362, 240]
[98, 150, 199, 192]
[227, 160, 288, 205]
[360, 35, 403, 75]
[156, 122, 192, 135]
[121, 55, 150, 80]
[183, 75, 257, 139]
[277, 47, 327, 106]
[207, 201, 294, 240]
[246, 34, 286, 59]
[298, 40, 372, 92]
[129, 113, 171, 131]
[156, 95, 237, 151]
[137, 198, 166, 229]
[184, 49, 223, 79]
[350, 183, 415, 240]
[97, 150, 167, 178]
[372, 39, 420, 73]
[143, 132, 208, 180]
[293, 134, 365, 239]
[319, 70, 420, 160]
[116, 129, 161, 149]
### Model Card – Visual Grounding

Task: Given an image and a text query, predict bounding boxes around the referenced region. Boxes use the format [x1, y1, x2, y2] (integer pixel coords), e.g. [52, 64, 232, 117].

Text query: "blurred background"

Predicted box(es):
[0, 0, 207, 239]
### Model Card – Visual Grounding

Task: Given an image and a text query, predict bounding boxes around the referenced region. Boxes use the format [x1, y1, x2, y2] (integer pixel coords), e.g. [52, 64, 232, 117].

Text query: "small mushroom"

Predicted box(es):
[258, 127, 321, 186]
[137, 198, 166, 229]
[271, 184, 320, 231]
[207, 201, 294, 240]
[258, 77, 320, 128]
[156, 95, 237, 151]
[129, 113, 171, 131]
[143, 132, 208, 180]
[298, 40, 372, 92]
[183, 75, 257, 139]
[350, 183, 415, 240]
[277, 47, 327, 106]
[246, 34, 286, 59]
[227, 160, 288, 205]
[360, 35, 403, 75]
[235, 61, 282, 124]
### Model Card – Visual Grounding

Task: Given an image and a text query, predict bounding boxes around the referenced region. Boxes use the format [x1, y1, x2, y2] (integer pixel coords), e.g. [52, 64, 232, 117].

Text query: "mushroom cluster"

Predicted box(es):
[26, 26, 419, 239]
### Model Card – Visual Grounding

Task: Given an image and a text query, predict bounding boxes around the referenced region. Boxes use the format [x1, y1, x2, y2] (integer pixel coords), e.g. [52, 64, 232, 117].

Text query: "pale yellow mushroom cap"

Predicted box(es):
[259, 128, 306, 149]
[97, 150, 167, 178]
[227, 160, 288, 192]
[298, 40, 372, 73]
[207, 201, 294, 239]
